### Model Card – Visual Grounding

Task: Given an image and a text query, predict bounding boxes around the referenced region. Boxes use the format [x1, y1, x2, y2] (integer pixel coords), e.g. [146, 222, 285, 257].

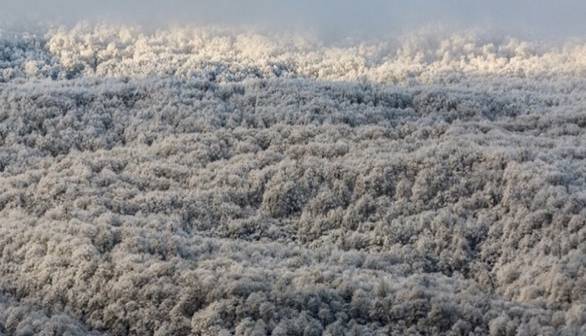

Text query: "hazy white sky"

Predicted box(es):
[2, 0, 586, 38]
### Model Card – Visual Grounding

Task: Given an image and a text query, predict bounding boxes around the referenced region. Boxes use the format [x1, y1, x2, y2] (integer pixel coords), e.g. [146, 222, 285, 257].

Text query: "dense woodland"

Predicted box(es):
[0, 24, 585, 335]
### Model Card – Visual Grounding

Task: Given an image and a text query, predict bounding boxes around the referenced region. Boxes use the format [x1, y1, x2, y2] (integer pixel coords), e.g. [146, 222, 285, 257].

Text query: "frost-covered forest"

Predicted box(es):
[0, 24, 586, 335]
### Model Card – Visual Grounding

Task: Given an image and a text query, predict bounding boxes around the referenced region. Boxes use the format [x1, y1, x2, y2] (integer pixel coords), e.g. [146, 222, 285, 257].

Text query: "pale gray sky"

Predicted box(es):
[1, 0, 585, 39]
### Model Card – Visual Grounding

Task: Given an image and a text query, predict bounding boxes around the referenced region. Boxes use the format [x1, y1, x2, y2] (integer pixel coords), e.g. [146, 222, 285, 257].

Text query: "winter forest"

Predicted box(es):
[1, 4, 586, 335]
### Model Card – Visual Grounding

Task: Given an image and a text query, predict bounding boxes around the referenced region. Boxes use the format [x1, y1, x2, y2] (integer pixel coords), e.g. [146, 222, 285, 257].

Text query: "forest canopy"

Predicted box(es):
[0, 24, 585, 335]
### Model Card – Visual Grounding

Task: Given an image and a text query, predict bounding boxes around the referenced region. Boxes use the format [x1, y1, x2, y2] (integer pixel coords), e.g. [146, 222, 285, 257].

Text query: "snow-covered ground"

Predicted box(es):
[0, 24, 585, 335]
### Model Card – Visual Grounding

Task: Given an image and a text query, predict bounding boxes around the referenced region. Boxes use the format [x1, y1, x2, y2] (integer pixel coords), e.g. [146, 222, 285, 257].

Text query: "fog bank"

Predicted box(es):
[2, 0, 586, 39]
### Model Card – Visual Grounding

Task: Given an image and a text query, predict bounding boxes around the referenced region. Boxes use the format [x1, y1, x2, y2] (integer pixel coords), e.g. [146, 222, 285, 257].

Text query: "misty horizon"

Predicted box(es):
[2, 0, 586, 40]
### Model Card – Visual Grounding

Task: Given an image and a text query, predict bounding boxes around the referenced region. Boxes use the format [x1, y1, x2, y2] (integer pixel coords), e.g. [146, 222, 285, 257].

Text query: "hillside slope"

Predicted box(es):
[0, 24, 585, 335]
